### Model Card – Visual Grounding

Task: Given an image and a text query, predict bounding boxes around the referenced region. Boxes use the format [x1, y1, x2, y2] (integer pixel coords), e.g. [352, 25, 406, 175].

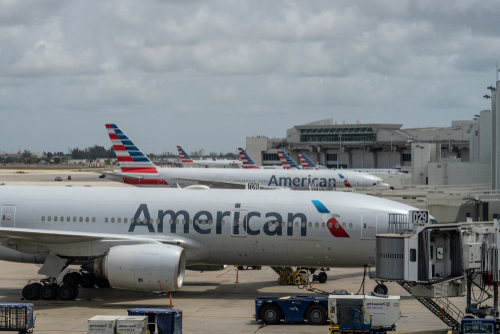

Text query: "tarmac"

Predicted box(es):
[0, 168, 467, 333]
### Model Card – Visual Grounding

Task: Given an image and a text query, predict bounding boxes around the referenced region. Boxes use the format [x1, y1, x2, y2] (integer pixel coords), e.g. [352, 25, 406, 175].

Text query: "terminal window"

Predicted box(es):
[327, 154, 337, 161]
[263, 153, 279, 161]
[403, 153, 411, 162]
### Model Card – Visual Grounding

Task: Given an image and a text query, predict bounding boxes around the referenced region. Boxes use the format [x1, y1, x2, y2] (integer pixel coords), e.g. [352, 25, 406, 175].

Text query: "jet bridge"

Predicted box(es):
[370, 211, 500, 330]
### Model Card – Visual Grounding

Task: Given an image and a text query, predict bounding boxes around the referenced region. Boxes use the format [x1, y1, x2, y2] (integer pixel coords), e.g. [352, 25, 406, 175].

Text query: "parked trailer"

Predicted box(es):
[255, 295, 329, 325]
[0, 303, 34, 334]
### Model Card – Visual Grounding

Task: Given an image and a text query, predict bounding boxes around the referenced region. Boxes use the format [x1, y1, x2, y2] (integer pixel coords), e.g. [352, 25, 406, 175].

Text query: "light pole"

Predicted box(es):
[447, 132, 452, 152]
[389, 133, 393, 167]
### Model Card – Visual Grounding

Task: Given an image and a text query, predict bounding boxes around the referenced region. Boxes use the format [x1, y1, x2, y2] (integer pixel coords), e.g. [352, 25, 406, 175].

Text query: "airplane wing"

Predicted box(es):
[0, 227, 187, 246]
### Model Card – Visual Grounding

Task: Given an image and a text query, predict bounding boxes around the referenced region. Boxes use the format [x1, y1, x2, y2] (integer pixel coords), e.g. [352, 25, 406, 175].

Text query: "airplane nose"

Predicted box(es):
[375, 179, 389, 187]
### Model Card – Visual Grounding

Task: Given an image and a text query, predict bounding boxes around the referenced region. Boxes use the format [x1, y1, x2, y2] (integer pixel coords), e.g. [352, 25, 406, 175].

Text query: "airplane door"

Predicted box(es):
[231, 210, 247, 237]
[361, 213, 377, 240]
[1, 206, 16, 228]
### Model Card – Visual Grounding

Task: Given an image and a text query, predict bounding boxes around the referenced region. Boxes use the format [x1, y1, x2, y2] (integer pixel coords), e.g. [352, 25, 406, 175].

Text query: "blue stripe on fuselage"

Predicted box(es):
[311, 200, 330, 213]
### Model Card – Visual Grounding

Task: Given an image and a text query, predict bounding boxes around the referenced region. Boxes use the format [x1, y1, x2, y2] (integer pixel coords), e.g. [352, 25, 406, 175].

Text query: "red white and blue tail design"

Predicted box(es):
[177, 146, 194, 163]
[238, 148, 261, 169]
[211, 155, 217, 161]
[298, 152, 317, 169]
[277, 151, 300, 169]
[105, 124, 158, 174]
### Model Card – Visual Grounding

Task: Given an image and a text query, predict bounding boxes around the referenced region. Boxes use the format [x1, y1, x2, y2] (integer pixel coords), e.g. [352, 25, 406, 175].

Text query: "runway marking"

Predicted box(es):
[221, 280, 229, 283]
[216, 270, 231, 278]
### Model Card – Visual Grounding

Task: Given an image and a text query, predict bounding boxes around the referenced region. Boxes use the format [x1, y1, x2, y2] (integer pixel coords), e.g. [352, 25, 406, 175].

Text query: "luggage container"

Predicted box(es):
[116, 316, 148, 334]
[128, 308, 182, 334]
[88, 315, 121, 334]
[328, 293, 401, 333]
[0, 303, 34, 334]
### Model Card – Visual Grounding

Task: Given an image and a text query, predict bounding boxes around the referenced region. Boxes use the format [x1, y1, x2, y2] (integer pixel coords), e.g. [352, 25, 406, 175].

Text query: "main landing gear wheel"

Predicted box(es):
[40, 284, 58, 300]
[252, 266, 262, 270]
[374, 284, 388, 295]
[22, 284, 40, 300]
[58, 284, 77, 301]
[318, 272, 327, 283]
[306, 304, 328, 325]
[260, 304, 282, 325]
[241, 266, 248, 270]
[79, 273, 96, 288]
[63, 272, 80, 286]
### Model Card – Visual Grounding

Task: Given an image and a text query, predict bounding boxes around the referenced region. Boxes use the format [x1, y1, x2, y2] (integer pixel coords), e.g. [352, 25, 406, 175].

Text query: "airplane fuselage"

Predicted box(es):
[110, 167, 384, 189]
[0, 186, 415, 268]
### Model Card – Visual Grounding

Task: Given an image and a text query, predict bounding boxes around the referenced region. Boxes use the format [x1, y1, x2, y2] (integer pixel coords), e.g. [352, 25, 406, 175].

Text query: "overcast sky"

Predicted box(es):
[1, 0, 499, 154]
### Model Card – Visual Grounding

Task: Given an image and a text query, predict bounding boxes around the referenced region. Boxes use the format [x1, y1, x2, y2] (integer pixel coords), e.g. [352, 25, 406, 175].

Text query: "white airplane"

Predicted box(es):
[104, 124, 387, 188]
[0, 184, 428, 300]
[177, 146, 242, 167]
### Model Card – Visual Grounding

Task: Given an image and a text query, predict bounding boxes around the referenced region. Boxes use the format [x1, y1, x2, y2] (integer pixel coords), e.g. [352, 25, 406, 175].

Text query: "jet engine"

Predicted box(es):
[94, 244, 186, 292]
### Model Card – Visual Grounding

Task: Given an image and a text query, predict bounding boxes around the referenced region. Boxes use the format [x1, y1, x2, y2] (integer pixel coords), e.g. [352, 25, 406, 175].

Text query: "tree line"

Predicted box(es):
[71, 146, 116, 160]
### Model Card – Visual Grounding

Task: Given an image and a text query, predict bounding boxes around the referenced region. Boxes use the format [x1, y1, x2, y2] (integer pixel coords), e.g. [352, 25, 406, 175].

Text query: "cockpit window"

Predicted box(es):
[430, 219, 438, 224]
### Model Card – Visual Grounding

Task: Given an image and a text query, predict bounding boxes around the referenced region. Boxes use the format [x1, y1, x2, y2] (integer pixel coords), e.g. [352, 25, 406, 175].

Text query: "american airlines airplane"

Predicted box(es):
[105, 124, 387, 189]
[0, 185, 426, 300]
[177, 146, 242, 167]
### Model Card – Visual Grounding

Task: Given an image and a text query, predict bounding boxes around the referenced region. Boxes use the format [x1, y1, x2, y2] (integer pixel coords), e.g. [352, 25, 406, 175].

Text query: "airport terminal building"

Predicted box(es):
[246, 118, 473, 169]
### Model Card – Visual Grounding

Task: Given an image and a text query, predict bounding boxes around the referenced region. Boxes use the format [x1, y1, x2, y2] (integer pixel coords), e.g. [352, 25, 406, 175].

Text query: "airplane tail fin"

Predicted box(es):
[298, 152, 317, 169]
[105, 124, 158, 174]
[177, 146, 194, 163]
[212, 155, 217, 161]
[277, 151, 300, 169]
[238, 148, 261, 169]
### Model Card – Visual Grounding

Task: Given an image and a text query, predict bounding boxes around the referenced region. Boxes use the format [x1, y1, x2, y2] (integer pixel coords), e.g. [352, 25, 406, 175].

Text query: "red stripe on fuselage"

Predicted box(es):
[121, 168, 158, 173]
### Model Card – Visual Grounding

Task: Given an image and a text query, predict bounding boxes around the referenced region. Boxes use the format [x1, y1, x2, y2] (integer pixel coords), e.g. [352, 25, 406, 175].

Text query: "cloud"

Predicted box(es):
[0, 0, 499, 154]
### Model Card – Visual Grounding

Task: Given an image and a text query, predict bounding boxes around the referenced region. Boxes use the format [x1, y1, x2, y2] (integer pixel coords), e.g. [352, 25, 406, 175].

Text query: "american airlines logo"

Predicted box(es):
[128, 201, 347, 238]
[268, 175, 337, 188]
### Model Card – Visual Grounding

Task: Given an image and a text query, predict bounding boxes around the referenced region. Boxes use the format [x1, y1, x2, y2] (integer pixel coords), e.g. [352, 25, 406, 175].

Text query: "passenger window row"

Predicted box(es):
[41, 216, 95, 222]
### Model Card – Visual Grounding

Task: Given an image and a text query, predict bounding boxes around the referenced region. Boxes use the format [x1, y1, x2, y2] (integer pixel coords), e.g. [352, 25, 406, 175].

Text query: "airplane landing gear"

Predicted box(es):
[318, 272, 328, 283]
[40, 282, 58, 300]
[21, 283, 41, 300]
